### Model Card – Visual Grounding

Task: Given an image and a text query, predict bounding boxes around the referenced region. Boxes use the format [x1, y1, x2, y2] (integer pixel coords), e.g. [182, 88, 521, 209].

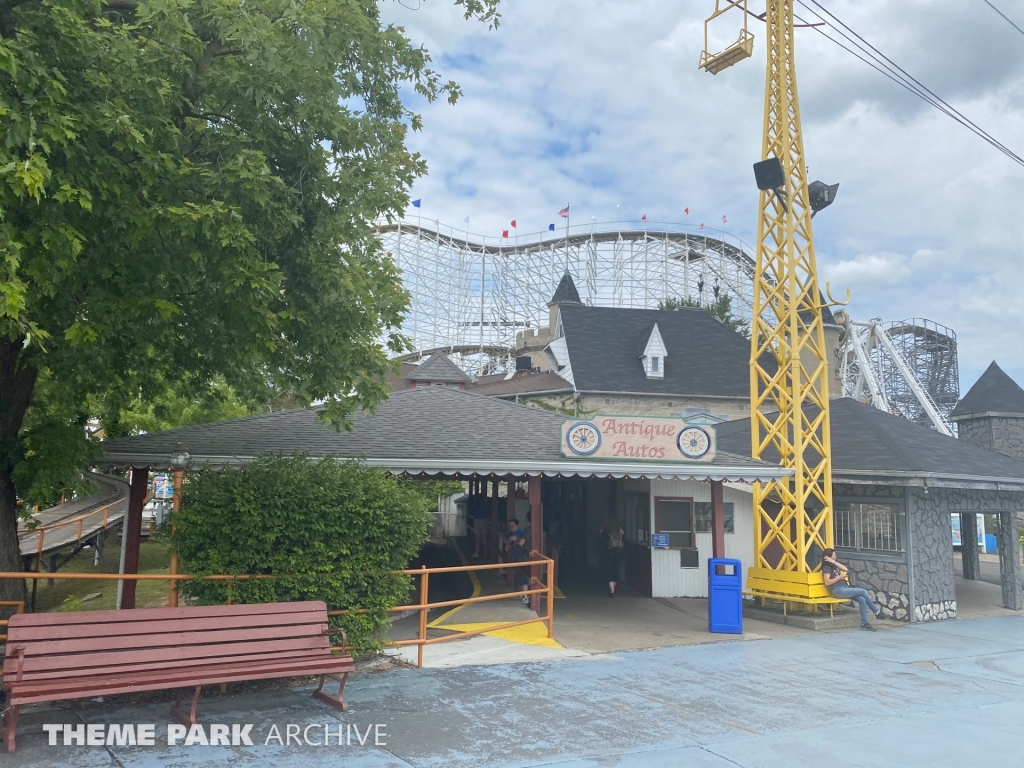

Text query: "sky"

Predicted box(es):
[379, 0, 1024, 392]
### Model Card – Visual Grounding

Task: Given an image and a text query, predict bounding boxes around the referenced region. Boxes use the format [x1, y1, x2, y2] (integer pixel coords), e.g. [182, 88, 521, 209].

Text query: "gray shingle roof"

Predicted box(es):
[715, 397, 1024, 486]
[558, 304, 757, 397]
[405, 353, 470, 383]
[950, 361, 1024, 419]
[99, 386, 786, 481]
[466, 371, 572, 396]
[549, 271, 582, 305]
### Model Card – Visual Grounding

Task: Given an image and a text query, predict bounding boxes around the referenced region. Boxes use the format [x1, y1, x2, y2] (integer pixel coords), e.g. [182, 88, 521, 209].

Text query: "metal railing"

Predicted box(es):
[19, 499, 124, 559]
[0, 553, 554, 669]
[834, 503, 903, 553]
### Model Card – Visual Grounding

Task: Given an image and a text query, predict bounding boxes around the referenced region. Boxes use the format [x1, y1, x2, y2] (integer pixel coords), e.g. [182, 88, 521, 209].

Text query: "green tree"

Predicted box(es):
[173, 455, 434, 651]
[657, 295, 751, 338]
[0, 0, 500, 599]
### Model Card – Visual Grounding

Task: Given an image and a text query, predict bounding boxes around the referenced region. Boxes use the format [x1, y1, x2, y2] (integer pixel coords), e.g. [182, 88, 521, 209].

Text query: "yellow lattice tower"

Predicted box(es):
[701, 0, 835, 603]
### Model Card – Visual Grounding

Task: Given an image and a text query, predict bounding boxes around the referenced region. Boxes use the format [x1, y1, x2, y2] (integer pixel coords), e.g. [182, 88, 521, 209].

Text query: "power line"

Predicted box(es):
[983, 0, 1024, 38]
[793, 0, 1024, 168]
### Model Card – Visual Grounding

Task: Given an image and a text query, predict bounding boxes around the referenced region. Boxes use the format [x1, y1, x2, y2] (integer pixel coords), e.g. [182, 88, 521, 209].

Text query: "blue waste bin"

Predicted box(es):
[708, 558, 743, 634]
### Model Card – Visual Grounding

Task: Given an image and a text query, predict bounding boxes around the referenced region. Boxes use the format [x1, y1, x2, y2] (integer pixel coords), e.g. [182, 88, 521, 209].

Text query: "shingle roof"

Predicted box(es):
[548, 271, 582, 305]
[405, 353, 470, 383]
[558, 304, 758, 397]
[950, 361, 1024, 419]
[466, 371, 572, 396]
[715, 397, 1024, 486]
[99, 386, 786, 481]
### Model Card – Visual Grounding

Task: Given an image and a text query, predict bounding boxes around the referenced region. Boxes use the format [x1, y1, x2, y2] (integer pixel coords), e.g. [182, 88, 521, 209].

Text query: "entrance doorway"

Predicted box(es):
[951, 510, 1023, 618]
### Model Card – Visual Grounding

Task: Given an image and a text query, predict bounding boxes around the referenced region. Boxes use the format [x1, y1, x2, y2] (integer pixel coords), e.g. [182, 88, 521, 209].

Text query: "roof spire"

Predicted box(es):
[548, 271, 582, 306]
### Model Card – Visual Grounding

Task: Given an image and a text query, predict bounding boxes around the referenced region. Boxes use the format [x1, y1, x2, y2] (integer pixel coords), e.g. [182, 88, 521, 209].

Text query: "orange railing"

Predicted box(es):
[0, 552, 555, 668]
[19, 499, 125, 560]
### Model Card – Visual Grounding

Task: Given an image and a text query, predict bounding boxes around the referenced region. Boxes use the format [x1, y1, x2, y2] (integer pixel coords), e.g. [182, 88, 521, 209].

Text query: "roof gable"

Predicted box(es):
[558, 304, 752, 396]
[405, 353, 470, 383]
[950, 361, 1024, 419]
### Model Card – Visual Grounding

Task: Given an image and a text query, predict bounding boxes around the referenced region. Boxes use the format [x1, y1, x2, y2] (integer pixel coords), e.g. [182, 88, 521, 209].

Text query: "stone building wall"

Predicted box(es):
[956, 416, 1024, 463]
[833, 484, 910, 621]
[907, 487, 1024, 619]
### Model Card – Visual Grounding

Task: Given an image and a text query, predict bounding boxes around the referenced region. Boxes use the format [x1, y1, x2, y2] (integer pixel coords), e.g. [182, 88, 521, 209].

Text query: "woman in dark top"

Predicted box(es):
[822, 547, 882, 630]
[598, 516, 626, 596]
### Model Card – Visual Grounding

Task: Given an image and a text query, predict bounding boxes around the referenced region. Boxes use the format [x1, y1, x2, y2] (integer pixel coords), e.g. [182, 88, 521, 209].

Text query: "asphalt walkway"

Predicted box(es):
[9, 614, 1022, 767]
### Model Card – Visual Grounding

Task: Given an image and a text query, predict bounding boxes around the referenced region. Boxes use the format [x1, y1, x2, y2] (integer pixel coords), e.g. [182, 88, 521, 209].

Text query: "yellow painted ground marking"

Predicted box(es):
[427, 538, 480, 628]
[441, 621, 564, 649]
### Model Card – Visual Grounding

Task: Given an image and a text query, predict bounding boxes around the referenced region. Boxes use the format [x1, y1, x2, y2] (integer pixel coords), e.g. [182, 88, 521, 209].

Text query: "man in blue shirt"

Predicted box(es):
[505, 518, 531, 603]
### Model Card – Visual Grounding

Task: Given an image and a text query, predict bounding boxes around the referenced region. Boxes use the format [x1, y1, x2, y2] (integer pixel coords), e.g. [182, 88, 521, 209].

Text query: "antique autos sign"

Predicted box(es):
[560, 416, 717, 462]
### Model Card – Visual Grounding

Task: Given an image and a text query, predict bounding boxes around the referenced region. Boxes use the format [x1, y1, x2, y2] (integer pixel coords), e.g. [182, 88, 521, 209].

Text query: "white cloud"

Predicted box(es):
[379, 0, 1024, 391]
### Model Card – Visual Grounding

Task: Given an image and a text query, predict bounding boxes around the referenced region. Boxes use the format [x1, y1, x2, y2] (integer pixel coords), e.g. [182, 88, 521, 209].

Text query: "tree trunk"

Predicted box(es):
[0, 337, 39, 607]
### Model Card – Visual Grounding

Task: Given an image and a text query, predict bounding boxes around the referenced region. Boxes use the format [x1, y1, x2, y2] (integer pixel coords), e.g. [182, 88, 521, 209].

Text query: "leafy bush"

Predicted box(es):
[173, 455, 433, 651]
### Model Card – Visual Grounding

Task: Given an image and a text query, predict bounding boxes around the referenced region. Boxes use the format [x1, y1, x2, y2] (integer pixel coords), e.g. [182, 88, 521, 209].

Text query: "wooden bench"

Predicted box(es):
[746, 567, 851, 618]
[2, 601, 354, 753]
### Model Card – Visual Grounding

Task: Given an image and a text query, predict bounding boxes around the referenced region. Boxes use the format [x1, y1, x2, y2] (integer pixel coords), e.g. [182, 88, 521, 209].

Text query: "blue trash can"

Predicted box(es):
[708, 558, 743, 634]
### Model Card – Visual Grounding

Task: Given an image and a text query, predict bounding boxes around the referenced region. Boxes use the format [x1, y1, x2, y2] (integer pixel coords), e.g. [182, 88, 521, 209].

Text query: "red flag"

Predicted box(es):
[722, 215, 728, 224]
[684, 207, 689, 215]
[510, 220, 517, 228]
[641, 214, 647, 221]
[502, 230, 509, 238]
[699, 223, 704, 230]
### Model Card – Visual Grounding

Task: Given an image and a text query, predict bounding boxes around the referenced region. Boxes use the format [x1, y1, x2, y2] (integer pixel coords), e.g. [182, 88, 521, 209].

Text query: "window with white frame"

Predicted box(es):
[834, 502, 903, 553]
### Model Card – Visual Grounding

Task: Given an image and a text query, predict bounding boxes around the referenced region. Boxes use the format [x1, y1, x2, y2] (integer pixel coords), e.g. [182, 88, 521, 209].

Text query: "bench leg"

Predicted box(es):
[171, 686, 203, 727]
[313, 672, 349, 713]
[3, 705, 19, 753]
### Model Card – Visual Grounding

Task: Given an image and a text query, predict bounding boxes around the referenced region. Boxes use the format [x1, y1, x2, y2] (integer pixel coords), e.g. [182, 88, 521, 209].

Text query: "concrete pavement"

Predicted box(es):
[7, 613, 1023, 767]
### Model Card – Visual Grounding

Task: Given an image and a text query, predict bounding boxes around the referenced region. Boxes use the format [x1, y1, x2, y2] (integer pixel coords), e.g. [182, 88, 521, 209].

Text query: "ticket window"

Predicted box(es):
[655, 497, 699, 568]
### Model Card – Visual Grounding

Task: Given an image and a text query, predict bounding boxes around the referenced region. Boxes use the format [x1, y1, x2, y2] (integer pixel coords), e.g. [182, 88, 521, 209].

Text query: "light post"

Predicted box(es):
[168, 442, 190, 607]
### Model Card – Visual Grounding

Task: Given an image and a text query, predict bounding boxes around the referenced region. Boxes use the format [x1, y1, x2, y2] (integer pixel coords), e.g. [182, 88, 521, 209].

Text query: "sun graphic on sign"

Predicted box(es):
[566, 422, 601, 455]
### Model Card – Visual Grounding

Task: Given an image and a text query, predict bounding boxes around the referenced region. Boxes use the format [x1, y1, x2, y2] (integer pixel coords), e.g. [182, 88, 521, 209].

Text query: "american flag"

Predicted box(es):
[558, 204, 570, 218]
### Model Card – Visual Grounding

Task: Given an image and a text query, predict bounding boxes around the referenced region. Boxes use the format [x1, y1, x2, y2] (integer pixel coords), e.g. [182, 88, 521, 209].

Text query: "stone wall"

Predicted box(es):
[956, 415, 1024, 463]
[908, 486, 1024, 619]
[845, 557, 909, 620]
[833, 484, 910, 621]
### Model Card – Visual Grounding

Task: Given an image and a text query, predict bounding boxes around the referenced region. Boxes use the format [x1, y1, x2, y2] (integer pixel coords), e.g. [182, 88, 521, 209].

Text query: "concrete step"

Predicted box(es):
[743, 603, 866, 630]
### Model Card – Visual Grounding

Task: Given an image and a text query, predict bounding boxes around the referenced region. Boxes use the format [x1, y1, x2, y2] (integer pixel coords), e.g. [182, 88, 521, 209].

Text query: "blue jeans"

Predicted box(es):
[830, 586, 879, 624]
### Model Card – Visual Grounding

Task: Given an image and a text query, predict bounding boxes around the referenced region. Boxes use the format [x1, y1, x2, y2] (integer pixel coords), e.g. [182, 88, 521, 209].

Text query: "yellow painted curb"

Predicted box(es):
[441, 621, 564, 649]
[427, 538, 481, 628]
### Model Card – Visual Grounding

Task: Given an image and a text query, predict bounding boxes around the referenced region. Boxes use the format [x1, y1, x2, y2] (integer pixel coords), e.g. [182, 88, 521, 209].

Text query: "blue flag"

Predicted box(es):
[412, 199, 421, 208]
[548, 223, 555, 231]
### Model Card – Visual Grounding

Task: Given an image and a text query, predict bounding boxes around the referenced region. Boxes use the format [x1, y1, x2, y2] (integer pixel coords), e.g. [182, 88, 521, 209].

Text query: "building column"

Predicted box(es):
[710, 480, 726, 560]
[528, 476, 543, 615]
[490, 478, 499, 561]
[117, 466, 149, 609]
[960, 513, 979, 581]
[998, 510, 1023, 611]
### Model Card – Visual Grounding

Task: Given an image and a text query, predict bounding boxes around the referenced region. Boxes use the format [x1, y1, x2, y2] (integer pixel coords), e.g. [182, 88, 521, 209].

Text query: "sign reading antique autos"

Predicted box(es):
[561, 416, 717, 462]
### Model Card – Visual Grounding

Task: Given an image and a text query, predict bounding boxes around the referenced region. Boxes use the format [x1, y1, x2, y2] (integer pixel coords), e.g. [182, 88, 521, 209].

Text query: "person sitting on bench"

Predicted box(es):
[822, 548, 883, 631]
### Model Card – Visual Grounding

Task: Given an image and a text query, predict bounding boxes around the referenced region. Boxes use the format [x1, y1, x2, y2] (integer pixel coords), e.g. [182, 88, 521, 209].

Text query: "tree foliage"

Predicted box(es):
[657, 295, 751, 338]
[173, 455, 434, 651]
[0, 0, 499, 590]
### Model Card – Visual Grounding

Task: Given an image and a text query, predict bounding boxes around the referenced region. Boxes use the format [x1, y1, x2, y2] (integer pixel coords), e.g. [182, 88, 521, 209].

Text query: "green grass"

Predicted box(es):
[32, 539, 173, 612]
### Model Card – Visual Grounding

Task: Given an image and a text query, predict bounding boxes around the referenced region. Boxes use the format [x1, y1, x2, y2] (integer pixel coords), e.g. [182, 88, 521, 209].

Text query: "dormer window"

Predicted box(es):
[640, 323, 666, 379]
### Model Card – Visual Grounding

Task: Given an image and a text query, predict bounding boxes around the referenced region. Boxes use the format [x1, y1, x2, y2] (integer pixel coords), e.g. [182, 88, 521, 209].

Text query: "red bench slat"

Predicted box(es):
[9, 622, 329, 658]
[6, 601, 327, 627]
[10, 658, 355, 706]
[8, 636, 333, 675]
[8, 609, 330, 642]
[12, 648, 348, 683]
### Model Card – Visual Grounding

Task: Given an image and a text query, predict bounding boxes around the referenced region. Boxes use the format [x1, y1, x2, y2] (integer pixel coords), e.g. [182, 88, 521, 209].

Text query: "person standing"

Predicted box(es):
[598, 516, 625, 596]
[822, 548, 882, 631]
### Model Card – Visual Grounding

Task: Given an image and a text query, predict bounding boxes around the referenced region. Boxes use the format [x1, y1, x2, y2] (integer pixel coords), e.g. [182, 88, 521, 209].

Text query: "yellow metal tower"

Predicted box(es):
[701, 0, 836, 603]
